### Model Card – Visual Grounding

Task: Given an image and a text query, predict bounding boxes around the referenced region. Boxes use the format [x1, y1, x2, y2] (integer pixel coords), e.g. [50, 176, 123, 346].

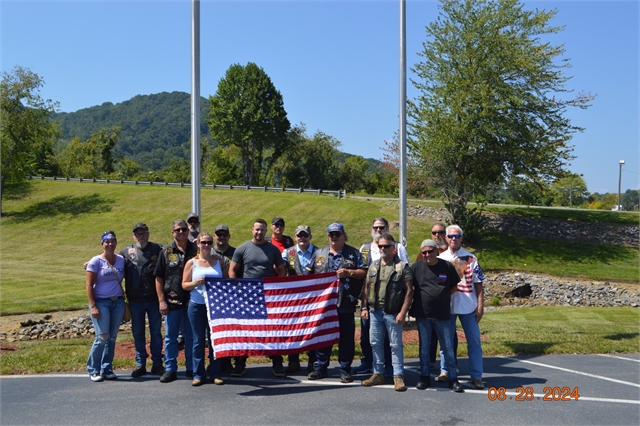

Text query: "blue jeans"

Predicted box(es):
[441, 312, 483, 379]
[416, 317, 457, 380]
[87, 297, 125, 375]
[359, 317, 392, 368]
[188, 301, 221, 380]
[129, 300, 163, 368]
[164, 307, 193, 373]
[369, 309, 404, 376]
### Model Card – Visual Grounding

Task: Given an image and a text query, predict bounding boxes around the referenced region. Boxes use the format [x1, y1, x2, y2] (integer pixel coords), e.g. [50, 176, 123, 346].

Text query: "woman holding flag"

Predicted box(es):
[182, 232, 229, 386]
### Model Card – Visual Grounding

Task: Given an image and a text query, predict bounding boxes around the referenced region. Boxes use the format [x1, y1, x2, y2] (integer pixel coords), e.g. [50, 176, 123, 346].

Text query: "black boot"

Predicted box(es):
[416, 375, 431, 390]
[449, 379, 464, 393]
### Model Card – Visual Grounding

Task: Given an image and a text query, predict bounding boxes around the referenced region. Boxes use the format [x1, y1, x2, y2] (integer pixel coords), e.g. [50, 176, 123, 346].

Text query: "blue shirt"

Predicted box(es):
[282, 243, 316, 273]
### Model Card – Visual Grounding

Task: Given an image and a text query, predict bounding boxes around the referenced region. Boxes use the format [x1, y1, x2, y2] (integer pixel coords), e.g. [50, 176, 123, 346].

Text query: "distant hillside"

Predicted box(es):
[53, 91, 210, 171]
[53, 91, 384, 172]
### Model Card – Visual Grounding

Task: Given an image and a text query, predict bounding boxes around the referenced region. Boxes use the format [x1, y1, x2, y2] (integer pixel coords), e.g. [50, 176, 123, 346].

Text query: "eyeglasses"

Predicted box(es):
[199, 240, 213, 246]
[378, 244, 393, 249]
[421, 249, 436, 255]
[297, 233, 309, 238]
[447, 234, 462, 239]
[215, 233, 229, 238]
[134, 232, 149, 238]
[328, 232, 343, 238]
[173, 227, 188, 233]
[372, 226, 386, 230]
[432, 230, 445, 235]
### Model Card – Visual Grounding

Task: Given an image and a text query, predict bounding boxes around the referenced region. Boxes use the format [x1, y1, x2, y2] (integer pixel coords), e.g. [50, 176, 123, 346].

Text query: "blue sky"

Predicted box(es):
[2, 0, 638, 194]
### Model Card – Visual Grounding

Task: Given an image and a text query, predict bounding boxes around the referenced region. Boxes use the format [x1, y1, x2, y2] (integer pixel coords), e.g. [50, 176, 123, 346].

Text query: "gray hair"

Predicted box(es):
[446, 224, 463, 237]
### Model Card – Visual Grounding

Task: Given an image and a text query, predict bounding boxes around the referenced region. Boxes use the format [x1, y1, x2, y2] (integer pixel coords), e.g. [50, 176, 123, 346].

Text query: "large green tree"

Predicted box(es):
[549, 173, 588, 207]
[55, 126, 120, 179]
[1, 66, 60, 195]
[408, 0, 594, 223]
[207, 62, 290, 185]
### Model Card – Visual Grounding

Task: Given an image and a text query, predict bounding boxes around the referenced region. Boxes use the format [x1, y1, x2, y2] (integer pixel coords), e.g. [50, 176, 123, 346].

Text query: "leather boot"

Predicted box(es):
[394, 375, 407, 392]
[361, 373, 385, 387]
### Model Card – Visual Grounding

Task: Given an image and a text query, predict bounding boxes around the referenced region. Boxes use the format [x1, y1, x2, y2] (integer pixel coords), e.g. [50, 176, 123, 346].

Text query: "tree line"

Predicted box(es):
[6, 1, 631, 225]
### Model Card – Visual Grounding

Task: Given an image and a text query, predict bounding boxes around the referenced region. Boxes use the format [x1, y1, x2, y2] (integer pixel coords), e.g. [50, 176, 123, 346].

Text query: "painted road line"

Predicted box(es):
[499, 356, 640, 388]
[596, 354, 640, 363]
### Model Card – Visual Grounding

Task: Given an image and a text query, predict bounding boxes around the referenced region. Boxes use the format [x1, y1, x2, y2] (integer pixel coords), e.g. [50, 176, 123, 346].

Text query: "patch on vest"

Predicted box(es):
[315, 256, 326, 267]
[168, 253, 178, 262]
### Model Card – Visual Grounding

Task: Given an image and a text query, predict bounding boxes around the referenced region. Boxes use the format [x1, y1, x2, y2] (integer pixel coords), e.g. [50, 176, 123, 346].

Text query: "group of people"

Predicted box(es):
[85, 214, 485, 393]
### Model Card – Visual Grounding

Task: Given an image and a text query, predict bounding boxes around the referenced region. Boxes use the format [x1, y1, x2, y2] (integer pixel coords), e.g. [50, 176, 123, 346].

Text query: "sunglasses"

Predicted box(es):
[173, 227, 188, 233]
[133, 232, 149, 238]
[447, 234, 462, 239]
[273, 223, 285, 228]
[432, 230, 445, 235]
[297, 233, 309, 238]
[372, 226, 386, 230]
[421, 249, 436, 255]
[378, 244, 393, 249]
[199, 240, 213, 246]
[215, 233, 229, 238]
[329, 232, 343, 238]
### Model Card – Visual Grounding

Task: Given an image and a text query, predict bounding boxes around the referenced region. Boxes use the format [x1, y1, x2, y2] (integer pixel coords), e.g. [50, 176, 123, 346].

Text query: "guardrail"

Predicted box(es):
[28, 176, 346, 198]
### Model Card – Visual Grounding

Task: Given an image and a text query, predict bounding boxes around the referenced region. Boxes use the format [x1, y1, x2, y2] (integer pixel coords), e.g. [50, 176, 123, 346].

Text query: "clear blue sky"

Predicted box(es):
[2, 0, 638, 194]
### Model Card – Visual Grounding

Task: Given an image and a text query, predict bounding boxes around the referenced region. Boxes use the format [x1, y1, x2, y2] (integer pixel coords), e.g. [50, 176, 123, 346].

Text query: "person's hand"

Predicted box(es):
[360, 309, 369, 320]
[474, 305, 484, 323]
[91, 306, 100, 319]
[159, 301, 168, 316]
[395, 312, 406, 325]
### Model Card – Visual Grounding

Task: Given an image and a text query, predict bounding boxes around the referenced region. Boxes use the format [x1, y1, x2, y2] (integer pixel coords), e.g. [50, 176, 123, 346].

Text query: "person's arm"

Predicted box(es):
[156, 277, 168, 316]
[474, 281, 484, 323]
[396, 280, 414, 324]
[86, 270, 99, 319]
[360, 274, 370, 321]
[182, 259, 200, 291]
[229, 261, 241, 278]
[276, 263, 286, 277]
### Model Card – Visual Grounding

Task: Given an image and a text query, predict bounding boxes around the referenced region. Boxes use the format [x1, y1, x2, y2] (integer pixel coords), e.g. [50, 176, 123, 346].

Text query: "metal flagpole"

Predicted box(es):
[190, 0, 201, 219]
[399, 0, 407, 247]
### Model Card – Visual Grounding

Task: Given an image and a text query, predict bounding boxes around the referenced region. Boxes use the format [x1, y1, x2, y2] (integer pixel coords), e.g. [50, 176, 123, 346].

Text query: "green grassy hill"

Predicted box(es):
[1, 180, 638, 315]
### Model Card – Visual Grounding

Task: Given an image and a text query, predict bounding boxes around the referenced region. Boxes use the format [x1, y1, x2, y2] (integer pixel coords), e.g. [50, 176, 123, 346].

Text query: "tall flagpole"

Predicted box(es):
[190, 0, 201, 219]
[399, 0, 407, 247]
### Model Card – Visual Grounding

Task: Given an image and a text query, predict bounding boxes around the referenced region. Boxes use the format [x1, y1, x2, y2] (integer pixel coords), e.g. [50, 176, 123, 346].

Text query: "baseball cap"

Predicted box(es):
[272, 216, 285, 226]
[215, 224, 230, 233]
[420, 239, 437, 249]
[327, 223, 345, 233]
[132, 223, 148, 232]
[295, 225, 311, 236]
[187, 213, 199, 223]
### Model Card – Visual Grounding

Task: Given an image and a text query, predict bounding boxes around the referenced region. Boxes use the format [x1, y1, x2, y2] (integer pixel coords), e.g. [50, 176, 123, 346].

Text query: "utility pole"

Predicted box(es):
[617, 159, 625, 211]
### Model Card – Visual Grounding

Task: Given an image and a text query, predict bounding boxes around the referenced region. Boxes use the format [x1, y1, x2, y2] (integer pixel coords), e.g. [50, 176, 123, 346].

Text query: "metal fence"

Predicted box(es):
[28, 176, 346, 198]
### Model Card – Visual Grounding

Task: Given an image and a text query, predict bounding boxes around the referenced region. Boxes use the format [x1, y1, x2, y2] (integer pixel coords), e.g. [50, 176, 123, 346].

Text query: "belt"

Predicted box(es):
[109, 296, 123, 301]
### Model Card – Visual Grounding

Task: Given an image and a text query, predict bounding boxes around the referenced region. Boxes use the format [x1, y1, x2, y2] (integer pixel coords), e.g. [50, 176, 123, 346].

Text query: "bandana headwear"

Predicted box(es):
[101, 232, 117, 244]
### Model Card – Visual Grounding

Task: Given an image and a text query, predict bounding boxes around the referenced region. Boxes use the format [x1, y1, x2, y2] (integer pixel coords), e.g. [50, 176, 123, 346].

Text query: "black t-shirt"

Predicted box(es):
[410, 259, 459, 320]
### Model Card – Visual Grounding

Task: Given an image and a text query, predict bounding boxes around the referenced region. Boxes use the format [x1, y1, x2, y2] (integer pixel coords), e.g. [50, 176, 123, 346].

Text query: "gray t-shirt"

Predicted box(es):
[232, 240, 285, 278]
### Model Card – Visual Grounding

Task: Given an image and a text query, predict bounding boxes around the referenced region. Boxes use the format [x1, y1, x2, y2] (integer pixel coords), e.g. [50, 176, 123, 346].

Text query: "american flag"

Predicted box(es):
[205, 272, 340, 358]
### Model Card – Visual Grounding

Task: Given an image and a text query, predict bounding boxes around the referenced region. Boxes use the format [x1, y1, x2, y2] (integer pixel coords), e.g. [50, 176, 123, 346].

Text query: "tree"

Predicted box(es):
[1, 66, 60, 195]
[408, 0, 595, 223]
[340, 156, 370, 193]
[55, 127, 120, 178]
[549, 173, 588, 207]
[207, 62, 290, 185]
[621, 189, 639, 211]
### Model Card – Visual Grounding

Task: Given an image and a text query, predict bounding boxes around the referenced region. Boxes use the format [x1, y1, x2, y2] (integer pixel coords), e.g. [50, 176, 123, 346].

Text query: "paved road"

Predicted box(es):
[1, 354, 639, 425]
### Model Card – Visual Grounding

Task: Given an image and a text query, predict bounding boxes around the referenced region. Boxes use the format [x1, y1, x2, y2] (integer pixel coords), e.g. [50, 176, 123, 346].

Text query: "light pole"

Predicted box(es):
[617, 159, 625, 211]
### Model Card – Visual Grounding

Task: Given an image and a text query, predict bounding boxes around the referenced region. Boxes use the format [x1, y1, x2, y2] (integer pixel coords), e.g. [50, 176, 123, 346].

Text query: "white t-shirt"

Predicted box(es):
[439, 247, 485, 315]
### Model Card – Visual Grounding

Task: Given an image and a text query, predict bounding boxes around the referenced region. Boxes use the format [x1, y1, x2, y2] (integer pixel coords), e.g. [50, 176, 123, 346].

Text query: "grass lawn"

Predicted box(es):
[1, 307, 637, 375]
[1, 180, 638, 315]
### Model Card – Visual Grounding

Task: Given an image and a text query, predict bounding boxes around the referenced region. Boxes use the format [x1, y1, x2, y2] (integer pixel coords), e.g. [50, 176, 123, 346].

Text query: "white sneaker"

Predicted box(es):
[90, 374, 104, 382]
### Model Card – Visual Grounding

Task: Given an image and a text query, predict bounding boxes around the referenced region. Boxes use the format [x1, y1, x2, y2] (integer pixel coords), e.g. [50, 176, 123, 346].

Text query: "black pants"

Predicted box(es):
[314, 312, 355, 373]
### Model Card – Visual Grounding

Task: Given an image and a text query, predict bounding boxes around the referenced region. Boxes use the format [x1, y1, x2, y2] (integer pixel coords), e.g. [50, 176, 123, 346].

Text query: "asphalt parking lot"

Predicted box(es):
[1, 354, 638, 425]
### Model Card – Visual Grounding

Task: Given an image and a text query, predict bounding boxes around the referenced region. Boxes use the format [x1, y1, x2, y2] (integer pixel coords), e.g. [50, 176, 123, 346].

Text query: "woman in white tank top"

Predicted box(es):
[182, 232, 229, 386]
